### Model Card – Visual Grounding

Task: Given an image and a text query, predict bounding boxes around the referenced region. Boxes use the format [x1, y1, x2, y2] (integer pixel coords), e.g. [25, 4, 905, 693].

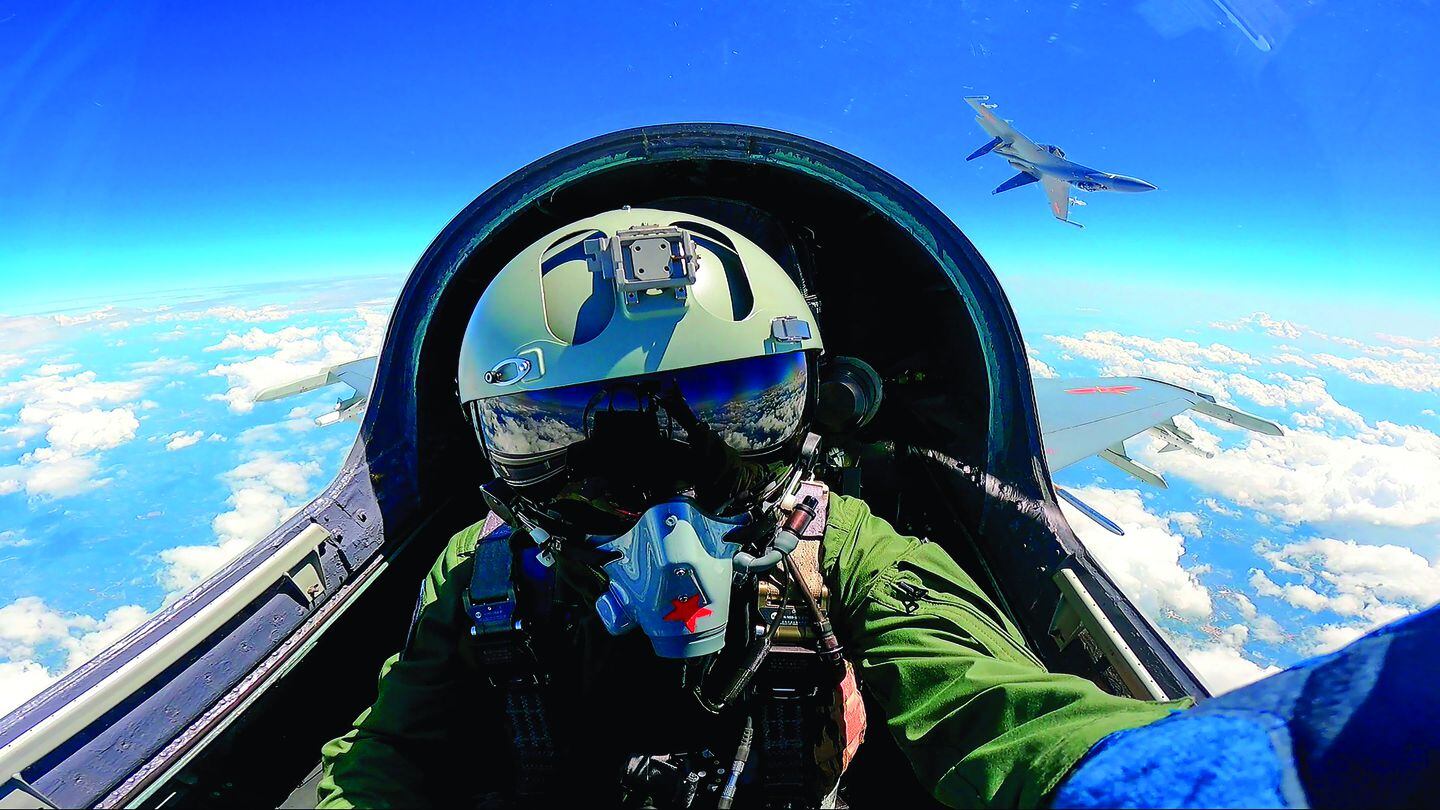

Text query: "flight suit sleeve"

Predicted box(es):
[316, 522, 485, 809]
[821, 494, 1188, 809]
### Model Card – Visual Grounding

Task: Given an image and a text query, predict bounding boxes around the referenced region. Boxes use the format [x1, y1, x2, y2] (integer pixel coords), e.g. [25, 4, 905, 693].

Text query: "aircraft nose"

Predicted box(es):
[1114, 175, 1158, 192]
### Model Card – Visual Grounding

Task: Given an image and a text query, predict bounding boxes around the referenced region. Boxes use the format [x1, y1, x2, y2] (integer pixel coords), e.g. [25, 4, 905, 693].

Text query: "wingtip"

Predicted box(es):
[252, 385, 286, 403]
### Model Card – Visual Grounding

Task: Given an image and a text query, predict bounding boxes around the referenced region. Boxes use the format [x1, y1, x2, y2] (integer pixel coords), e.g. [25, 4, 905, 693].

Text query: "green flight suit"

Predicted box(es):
[319, 494, 1184, 808]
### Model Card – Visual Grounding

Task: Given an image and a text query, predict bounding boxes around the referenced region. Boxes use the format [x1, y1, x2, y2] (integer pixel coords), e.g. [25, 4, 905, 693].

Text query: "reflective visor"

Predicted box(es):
[473, 351, 809, 465]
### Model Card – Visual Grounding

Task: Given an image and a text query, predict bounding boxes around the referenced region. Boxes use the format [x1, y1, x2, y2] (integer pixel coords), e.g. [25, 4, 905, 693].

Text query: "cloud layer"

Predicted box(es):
[0, 368, 148, 497]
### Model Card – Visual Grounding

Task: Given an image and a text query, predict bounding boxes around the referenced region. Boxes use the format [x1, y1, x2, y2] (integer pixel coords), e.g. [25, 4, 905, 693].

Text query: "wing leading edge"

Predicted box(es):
[963, 95, 1040, 154]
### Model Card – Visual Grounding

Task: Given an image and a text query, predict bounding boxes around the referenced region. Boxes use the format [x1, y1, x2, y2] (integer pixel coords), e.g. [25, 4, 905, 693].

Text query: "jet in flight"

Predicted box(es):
[963, 95, 1157, 227]
[0, 123, 1280, 808]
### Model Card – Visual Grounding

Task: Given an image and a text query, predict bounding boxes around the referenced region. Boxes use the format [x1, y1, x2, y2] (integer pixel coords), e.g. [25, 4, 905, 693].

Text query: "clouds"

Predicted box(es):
[164, 430, 205, 451]
[1026, 344, 1059, 378]
[157, 451, 321, 596]
[0, 313, 66, 355]
[205, 308, 387, 414]
[1049, 329, 1260, 372]
[206, 325, 320, 354]
[44, 408, 140, 454]
[0, 530, 34, 549]
[1209, 311, 1440, 395]
[0, 660, 57, 718]
[1251, 536, 1440, 650]
[1311, 351, 1440, 394]
[1168, 633, 1281, 694]
[0, 281, 400, 716]
[0, 367, 150, 498]
[11, 453, 106, 498]
[154, 304, 294, 324]
[1210, 312, 1303, 340]
[0, 597, 149, 716]
[1137, 418, 1440, 533]
[1061, 487, 1213, 622]
[1058, 486, 1279, 693]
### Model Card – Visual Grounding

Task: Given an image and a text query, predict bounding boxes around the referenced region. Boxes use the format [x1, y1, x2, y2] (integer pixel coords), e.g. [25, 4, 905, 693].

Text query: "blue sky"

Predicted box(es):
[1, 3, 1439, 710]
[3, 1, 1439, 328]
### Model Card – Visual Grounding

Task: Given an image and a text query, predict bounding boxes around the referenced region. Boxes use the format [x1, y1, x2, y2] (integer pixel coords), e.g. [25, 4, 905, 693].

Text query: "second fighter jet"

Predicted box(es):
[964, 95, 1156, 227]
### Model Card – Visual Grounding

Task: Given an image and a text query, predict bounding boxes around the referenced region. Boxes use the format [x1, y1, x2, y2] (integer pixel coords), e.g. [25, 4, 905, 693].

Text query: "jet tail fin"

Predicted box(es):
[993, 171, 1040, 195]
[967, 136, 1003, 161]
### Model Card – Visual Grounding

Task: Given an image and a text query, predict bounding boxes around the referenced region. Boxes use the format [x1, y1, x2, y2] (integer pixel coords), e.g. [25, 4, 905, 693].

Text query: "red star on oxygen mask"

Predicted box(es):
[662, 594, 713, 633]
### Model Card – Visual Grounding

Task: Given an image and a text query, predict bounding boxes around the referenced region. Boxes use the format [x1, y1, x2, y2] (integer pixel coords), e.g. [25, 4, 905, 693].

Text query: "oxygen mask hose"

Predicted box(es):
[695, 584, 785, 713]
[781, 495, 846, 679]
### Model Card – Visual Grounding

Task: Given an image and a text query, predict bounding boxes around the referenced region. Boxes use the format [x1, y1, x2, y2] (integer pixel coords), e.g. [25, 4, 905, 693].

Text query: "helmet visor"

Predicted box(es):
[472, 350, 809, 465]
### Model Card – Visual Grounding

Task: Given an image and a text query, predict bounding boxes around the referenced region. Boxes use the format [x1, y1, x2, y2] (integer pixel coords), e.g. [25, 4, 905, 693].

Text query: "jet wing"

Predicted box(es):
[254, 355, 378, 426]
[963, 95, 1041, 154]
[1036, 376, 1283, 486]
[1041, 175, 1082, 227]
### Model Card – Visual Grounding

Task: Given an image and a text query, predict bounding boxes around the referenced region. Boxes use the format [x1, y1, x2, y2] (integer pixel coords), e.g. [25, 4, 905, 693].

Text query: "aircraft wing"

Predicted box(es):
[254, 355, 378, 426]
[963, 95, 1041, 153]
[1041, 175, 1081, 227]
[1036, 375, 1283, 487]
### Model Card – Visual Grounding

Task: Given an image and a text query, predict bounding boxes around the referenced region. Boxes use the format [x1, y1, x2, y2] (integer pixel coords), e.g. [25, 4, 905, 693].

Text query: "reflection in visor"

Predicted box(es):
[473, 352, 809, 461]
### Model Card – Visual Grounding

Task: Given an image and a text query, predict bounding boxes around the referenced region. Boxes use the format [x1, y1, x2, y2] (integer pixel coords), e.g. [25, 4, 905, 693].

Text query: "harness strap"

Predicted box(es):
[788, 482, 828, 598]
[468, 522, 517, 637]
[465, 516, 559, 798]
[755, 482, 867, 805]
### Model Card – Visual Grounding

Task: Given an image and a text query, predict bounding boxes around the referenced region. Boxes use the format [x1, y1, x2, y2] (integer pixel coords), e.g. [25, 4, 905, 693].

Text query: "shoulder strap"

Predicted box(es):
[787, 481, 830, 601]
[467, 520, 517, 638]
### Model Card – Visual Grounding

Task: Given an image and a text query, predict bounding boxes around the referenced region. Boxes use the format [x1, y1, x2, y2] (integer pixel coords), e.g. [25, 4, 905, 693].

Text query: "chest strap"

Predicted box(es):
[464, 515, 559, 798]
[756, 481, 867, 805]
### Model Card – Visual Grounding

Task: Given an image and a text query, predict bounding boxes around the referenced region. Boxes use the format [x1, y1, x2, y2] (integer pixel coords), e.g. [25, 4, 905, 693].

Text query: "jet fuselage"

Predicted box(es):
[998, 143, 1158, 194]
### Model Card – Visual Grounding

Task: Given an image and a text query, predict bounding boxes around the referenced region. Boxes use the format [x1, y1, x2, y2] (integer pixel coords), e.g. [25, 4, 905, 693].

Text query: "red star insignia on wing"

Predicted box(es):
[1065, 385, 1142, 395]
[662, 594, 713, 633]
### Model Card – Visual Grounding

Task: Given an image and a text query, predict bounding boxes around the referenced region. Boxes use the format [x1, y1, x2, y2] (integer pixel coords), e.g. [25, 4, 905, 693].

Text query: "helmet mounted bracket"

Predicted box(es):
[585, 225, 700, 307]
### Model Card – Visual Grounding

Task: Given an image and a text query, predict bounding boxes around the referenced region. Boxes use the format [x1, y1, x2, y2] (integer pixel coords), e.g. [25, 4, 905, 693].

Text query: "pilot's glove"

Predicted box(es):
[1051, 603, 1440, 808]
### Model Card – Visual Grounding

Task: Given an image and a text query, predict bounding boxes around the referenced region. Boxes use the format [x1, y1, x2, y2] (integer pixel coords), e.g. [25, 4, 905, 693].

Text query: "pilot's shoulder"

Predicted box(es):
[823, 490, 921, 550]
[823, 492, 882, 539]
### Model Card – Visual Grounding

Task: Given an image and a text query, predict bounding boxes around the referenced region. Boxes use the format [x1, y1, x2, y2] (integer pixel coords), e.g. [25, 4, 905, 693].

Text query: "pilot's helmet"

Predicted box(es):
[457, 207, 824, 534]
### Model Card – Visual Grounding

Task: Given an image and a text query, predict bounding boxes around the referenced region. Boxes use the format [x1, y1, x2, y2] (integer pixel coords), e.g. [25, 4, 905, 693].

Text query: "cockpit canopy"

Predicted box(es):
[373, 125, 1048, 544]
